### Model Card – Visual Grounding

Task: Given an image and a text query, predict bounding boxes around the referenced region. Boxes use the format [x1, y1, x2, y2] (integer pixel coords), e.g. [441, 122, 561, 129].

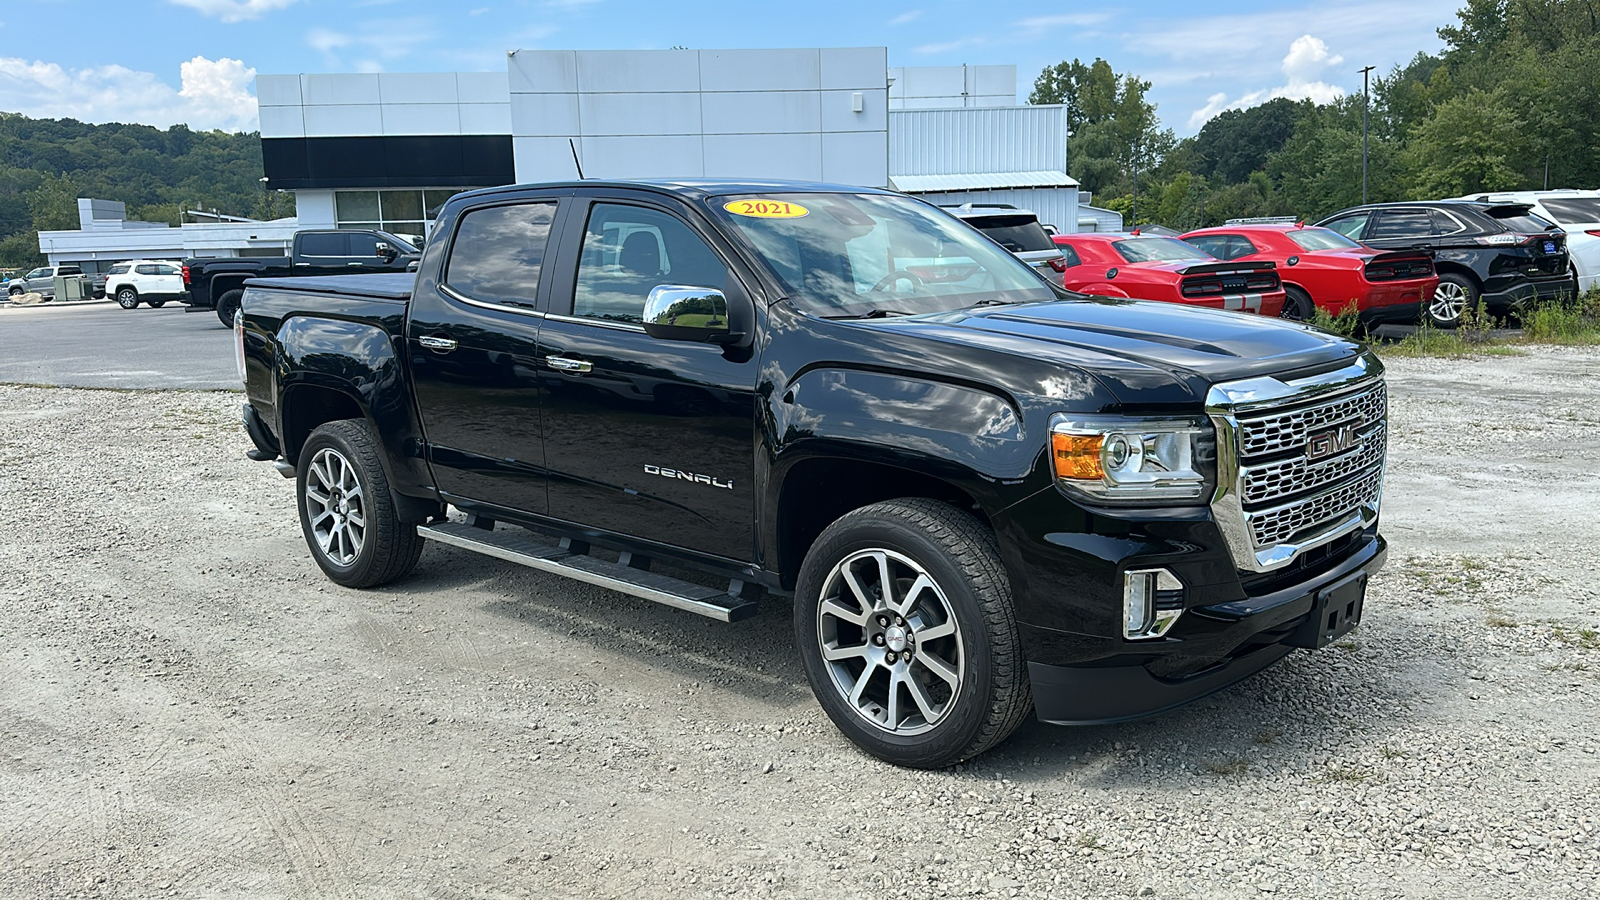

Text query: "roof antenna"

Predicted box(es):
[569, 139, 586, 179]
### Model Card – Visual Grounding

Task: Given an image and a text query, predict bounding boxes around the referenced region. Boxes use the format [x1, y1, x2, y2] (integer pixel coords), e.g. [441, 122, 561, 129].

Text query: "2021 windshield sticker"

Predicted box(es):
[723, 199, 810, 219]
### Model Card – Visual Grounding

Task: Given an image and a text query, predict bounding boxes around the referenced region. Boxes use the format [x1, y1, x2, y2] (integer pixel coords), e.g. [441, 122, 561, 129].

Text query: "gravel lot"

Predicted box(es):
[2, 346, 1598, 899]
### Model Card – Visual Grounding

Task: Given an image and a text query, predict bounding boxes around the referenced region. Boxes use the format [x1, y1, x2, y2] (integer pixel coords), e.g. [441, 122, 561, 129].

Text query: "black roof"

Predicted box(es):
[1322, 199, 1533, 218]
[453, 178, 900, 205]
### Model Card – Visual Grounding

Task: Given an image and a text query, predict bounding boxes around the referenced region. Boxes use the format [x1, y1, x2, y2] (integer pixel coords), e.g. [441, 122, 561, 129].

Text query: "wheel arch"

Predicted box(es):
[1432, 261, 1482, 291]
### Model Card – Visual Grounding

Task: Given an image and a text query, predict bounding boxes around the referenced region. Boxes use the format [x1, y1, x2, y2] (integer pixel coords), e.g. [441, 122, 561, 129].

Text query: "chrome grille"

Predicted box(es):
[1243, 423, 1386, 505]
[1250, 467, 1383, 547]
[1208, 356, 1388, 573]
[1238, 383, 1387, 459]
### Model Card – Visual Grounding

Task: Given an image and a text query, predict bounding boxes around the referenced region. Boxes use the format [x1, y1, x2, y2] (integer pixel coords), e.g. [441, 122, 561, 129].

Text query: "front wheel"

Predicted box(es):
[296, 420, 424, 588]
[216, 289, 244, 328]
[794, 499, 1031, 768]
[115, 287, 139, 309]
[1428, 274, 1476, 328]
[1279, 285, 1315, 322]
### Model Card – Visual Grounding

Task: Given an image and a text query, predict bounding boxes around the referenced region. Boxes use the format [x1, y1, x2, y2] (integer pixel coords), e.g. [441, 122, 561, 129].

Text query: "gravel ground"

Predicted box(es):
[2, 346, 1598, 899]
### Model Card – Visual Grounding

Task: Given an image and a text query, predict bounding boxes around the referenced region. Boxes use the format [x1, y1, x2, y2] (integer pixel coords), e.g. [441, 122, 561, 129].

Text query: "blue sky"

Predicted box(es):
[0, 0, 1464, 136]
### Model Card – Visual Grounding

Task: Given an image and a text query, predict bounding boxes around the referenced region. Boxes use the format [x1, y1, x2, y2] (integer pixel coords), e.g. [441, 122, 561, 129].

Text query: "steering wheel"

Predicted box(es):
[869, 270, 927, 293]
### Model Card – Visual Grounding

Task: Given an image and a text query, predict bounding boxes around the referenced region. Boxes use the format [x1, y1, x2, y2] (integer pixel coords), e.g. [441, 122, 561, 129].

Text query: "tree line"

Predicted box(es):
[0, 113, 288, 268]
[1032, 0, 1600, 229]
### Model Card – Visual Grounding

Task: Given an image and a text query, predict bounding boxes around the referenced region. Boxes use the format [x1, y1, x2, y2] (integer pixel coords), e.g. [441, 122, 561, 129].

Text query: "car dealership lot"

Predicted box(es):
[0, 301, 236, 391]
[1, 341, 1598, 898]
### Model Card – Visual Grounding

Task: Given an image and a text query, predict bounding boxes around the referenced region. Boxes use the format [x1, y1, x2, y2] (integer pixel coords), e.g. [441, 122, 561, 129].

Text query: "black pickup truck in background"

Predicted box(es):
[237, 179, 1389, 767]
[183, 229, 420, 325]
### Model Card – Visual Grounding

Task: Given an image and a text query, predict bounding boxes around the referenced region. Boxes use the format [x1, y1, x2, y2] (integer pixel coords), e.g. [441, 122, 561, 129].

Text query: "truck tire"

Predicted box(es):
[115, 287, 140, 309]
[297, 419, 424, 588]
[794, 498, 1031, 768]
[216, 289, 244, 327]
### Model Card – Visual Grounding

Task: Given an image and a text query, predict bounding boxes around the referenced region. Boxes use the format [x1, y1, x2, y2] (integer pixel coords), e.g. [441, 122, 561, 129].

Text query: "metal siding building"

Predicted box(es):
[888, 105, 1081, 233]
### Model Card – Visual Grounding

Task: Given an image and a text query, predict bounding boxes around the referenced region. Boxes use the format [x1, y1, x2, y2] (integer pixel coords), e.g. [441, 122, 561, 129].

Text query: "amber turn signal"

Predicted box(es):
[1052, 432, 1105, 480]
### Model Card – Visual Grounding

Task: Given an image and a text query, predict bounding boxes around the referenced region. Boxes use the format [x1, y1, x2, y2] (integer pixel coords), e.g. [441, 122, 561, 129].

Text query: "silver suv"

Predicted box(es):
[6, 264, 91, 300]
[944, 205, 1066, 281]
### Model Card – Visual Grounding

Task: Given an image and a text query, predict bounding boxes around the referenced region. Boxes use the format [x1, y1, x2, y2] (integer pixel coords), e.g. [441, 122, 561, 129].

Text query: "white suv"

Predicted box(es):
[105, 260, 185, 309]
[1455, 190, 1600, 294]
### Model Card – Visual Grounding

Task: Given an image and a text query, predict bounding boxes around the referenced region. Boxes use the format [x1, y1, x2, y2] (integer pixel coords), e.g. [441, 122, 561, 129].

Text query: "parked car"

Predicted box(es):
[183, 229, 422, 326]
[1453, 190, 1600, 295]
[945, 205, 1067, 280]
[1316, 201, 1571, 327]
[1051, 232, 1286, 316]
[1181, 224, 1438, 325]
[6, 264, 91, 300]
[105, 260, 187, 309]
[237, 179, 1387, 767]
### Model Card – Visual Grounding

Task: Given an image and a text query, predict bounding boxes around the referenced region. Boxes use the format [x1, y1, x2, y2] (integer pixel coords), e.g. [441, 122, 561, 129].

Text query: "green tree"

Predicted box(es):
[1402, 89, 1529, 197]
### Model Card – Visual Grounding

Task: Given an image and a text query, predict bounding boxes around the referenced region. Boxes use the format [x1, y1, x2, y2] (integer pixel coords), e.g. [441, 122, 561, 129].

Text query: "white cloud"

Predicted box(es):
[1014, 12, 1111, 30]
[304, 20, 437, 69]
[168, 0, 297, 23]
[1186, 34, 1347, 130]
[0, 55, 257, 131]
[890, 10, 923, 25]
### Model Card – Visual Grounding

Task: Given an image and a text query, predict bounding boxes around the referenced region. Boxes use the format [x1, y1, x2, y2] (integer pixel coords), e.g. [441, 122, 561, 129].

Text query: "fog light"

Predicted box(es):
[1123, 568, 1185, 640]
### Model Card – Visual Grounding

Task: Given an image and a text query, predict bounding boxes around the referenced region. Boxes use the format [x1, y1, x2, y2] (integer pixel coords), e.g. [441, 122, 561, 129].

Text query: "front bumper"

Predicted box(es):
[1026, 531, 1384, 724]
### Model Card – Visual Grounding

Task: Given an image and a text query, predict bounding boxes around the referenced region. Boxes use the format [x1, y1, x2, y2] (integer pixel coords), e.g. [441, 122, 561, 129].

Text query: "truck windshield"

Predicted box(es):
[711, 192, 1057, 318]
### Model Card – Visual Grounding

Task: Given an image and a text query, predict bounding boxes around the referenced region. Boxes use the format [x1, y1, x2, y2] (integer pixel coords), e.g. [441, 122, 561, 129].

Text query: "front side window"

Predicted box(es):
[574, 203, 729, 324]
[108, 264, 130, 275]
[444, 202, 558, 310]
[348, 233, 381, 258]
[1112, 237, 1210, 263]
[155, 265, 179, 276]
[713, 193, 1054, 318]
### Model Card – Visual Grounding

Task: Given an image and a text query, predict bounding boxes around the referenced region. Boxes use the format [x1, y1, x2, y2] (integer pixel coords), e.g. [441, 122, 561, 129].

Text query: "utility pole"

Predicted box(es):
[1130, 140, 1139, 230]
[1360, 65, 1375, 204]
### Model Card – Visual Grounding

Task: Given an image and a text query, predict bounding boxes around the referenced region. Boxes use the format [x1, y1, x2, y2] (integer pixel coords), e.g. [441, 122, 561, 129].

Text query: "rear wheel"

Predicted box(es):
[115, 287, 139, 309]
[1428, 274, 1476, 328]
[1279, 285, 1315, 322]
[297, 420, 424, 588]
[794, 499, 1031, 768]
[216, 289, 244, 327]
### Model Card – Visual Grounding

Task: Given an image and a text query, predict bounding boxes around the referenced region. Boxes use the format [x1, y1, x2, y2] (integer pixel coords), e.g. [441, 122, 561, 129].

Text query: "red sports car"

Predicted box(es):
[1051, 233, 1286, 316]
[1180, 224, 1438, 324]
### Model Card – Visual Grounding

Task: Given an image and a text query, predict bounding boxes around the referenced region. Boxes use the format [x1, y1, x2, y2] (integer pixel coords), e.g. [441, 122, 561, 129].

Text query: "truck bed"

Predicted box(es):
[245, 273, 414, 301]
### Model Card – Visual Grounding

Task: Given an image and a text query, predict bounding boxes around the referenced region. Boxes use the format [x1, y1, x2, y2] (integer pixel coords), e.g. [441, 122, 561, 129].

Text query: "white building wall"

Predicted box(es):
[888, 65, 1016, 109]
[255, 72, 511, 139]
[508, 48, 889, 187]
[889, 105, 1068, 176]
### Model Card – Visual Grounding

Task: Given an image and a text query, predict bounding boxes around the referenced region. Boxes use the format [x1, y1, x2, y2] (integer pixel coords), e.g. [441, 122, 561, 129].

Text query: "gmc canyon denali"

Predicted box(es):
[238, 180, 1388, 767]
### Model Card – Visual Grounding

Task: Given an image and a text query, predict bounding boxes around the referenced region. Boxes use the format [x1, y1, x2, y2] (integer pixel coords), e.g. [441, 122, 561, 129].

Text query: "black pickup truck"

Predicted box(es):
[238, 179, 1388, 767]
[184, 228, 420, 326]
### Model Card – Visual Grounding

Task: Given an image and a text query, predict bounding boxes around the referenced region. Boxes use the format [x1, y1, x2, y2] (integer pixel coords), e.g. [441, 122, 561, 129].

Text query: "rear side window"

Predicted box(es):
[298, 233, 346, 257]
[1369, 210, 1434, 240]
[1185, 235, 1227, 258]
[1538, 198, 1600, 225]
[444, 202, 558, 310]
[135, 264, 158, 275]
[1057, 244, 1082, 267]
[968, 215, 1055, 252]
[1287, 229, 1362, 251]
[1323, 214, 1369, 240]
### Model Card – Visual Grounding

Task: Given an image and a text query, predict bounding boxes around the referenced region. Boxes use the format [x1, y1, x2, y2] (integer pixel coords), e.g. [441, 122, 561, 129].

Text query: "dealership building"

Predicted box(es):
[38, 47, 1119, 268]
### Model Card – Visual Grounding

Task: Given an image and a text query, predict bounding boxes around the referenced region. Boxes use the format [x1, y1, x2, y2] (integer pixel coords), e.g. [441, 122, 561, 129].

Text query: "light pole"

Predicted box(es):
[258, 176, 269, 219]
[1359, 65, 1375, 204]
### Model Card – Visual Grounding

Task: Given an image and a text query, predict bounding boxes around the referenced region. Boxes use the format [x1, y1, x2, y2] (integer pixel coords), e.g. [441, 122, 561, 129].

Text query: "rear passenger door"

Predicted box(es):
[293, 232, 352, 277]
[1363, 209, 1436, 249]
[407, 192, 571, 514]
[534, 193, 760, 562]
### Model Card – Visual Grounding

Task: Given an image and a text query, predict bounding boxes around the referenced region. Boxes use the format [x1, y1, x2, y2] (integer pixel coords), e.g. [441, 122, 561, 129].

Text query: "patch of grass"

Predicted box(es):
[1321, 764, 1377, 783]
[1308, 301, 1362, 339]
[1074, 833, 1103, 850]
[1522, 288, 1600, 345]
[1553, 627, 1600, 650]
[1486, 614, 1519, 629]
[1203, 758, 1249, 776]
[1543, 661, 1591, 674]
[1379, 746, 1407, 760]
[1333, 639, 1362, 652]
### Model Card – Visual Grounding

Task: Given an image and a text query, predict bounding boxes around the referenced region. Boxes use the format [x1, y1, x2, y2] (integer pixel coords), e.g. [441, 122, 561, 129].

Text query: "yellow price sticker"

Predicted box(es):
[723, 199, 810, 219]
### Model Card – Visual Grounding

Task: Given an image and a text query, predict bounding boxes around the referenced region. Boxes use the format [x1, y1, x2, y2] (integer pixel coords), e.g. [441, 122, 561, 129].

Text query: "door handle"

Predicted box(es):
[419, 335, 457, 352]
[545, 356, 593, 373]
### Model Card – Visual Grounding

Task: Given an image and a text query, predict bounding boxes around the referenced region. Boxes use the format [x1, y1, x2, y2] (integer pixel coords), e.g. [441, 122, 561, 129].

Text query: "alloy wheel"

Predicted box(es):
[304, 447, 367, 565]
[1430, 281, 1468, 324]
[816, 548, 964, 736]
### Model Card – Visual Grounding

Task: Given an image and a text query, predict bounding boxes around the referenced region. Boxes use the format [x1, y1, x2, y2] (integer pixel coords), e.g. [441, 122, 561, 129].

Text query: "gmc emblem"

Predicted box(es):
[1305, 424, 1360, 461]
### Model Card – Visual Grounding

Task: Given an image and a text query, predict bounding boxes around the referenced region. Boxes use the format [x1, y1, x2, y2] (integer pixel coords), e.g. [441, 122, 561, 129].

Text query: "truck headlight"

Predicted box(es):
[1050, 413, 1214, 504]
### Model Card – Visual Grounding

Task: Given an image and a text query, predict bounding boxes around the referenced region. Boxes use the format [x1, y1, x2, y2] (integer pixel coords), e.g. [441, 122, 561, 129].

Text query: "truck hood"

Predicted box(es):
[875, 296, 1360, 407]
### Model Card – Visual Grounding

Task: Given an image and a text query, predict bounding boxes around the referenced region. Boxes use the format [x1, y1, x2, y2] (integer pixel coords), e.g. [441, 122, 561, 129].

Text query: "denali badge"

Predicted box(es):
[1305, 424, 1360, 461]
[644, 464, 733, 490]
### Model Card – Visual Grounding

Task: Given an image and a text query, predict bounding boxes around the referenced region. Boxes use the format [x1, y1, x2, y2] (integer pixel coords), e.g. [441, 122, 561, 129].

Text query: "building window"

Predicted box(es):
[333, 188, 478, 239]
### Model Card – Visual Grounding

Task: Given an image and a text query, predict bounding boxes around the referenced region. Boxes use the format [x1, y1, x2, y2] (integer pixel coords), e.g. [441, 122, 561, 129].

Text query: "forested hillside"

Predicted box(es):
[0, 114, 286, 267]
[1036, 0, 1600, 228]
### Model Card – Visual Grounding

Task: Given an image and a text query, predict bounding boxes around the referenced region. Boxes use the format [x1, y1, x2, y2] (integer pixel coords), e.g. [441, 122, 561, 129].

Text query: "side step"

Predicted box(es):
[417, 521, 760, 623]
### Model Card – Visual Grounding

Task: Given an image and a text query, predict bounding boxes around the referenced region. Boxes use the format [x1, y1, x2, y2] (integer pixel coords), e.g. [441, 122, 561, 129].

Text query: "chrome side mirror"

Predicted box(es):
[643, 285, 739, 344]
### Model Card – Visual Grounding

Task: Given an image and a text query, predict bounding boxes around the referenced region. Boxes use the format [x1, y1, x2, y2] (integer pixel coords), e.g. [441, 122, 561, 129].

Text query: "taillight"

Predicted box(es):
[181, 265, 191, 285]
[1475, 233, 1537, 247]
[1586, 229, 1600, 239]
[1047, 257, 1068, 273]
[1245, 275, 1278, 291]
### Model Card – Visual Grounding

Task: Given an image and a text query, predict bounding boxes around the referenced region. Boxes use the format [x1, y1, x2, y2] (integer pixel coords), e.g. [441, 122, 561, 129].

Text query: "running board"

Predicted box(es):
[416, 521, 760, 623]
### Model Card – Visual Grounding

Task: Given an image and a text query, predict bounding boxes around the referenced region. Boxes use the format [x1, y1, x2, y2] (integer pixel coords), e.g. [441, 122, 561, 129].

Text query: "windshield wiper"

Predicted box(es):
[822, 308, 914, 319]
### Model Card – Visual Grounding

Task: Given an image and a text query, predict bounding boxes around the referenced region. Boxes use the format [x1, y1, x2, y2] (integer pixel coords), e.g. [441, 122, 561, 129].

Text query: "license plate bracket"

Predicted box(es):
[1287, 573, 1366, 649]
